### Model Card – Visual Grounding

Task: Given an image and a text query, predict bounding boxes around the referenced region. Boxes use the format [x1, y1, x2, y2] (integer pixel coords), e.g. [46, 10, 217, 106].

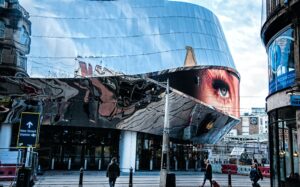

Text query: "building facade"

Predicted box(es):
[229, 108, 268, 136]
[0, 0, 30, 77]
[1, 0, 240, 172]
[261, 0, 300, 186]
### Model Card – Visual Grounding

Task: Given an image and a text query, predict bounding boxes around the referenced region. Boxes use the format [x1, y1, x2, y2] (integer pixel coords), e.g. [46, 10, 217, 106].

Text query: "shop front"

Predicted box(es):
[269, 107, 299, 186]
[136, 133, 208, 171]
[38, 126, 120, 170]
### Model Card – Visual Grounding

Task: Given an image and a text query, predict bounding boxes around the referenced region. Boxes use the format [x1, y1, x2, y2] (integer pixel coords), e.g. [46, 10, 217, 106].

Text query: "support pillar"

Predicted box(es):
[0, 123, 12, 149]
[119, 131, 137, 172]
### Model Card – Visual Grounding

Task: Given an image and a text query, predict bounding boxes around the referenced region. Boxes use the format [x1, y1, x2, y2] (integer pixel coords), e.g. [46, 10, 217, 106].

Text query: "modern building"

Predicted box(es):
[261, 0, 300, 186]
[1, 0, 240, 172]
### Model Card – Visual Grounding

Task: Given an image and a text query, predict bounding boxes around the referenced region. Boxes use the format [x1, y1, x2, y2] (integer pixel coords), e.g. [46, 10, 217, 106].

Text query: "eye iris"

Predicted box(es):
[219, 87, 228, 97]
[212, 79, 230, 98]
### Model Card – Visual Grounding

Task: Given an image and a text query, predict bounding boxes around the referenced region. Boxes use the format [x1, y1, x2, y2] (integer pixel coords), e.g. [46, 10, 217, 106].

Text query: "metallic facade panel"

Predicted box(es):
[21, 0, 237, 77]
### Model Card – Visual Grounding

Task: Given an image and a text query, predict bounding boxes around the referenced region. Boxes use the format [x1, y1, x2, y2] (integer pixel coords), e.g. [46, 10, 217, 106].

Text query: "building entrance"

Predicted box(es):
[38, 126, 120, 170]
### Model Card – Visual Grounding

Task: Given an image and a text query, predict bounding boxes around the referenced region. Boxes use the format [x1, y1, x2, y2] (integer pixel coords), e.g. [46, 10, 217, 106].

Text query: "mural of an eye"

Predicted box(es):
[213, 79, 230, 98]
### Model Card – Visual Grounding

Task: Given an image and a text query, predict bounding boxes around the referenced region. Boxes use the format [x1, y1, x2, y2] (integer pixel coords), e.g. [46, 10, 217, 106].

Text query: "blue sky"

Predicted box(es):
[19, 0, 268, 114]
[177, 0, 268, 113]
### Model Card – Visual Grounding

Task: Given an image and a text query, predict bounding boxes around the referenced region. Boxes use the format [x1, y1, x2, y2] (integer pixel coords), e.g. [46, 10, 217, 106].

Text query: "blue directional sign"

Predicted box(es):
[17, 112, 41, 148]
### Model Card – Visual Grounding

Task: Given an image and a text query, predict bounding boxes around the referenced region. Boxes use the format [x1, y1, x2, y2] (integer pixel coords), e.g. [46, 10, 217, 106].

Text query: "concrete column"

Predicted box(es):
[119, 131, 137, 172]
[0, 124, 12, 149]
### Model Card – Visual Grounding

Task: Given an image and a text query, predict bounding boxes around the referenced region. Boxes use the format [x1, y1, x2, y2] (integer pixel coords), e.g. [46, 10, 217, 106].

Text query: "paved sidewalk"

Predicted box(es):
[0, 171, 271, 187]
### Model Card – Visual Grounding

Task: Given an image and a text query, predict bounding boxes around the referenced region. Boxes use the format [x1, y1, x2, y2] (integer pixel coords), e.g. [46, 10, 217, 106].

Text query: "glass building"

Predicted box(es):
[261, 0, 300, 186]
[0, 0, 240, 172]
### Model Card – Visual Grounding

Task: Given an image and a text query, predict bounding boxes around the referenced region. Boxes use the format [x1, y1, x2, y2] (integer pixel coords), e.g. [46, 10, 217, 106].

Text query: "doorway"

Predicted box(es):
[38, 126, 120, 170]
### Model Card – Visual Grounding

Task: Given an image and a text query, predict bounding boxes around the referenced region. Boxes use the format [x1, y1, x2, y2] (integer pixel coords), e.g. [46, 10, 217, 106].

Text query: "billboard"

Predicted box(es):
[150, 67, 240, 118]
[268, 27, 295, 94]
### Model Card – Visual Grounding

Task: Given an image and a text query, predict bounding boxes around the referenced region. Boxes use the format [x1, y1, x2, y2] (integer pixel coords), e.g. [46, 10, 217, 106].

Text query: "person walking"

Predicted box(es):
[250, 163, 261, 187]
[201, 159, 212, 187]
[253, 159, 263, 181]
[106, 157, 120, 187]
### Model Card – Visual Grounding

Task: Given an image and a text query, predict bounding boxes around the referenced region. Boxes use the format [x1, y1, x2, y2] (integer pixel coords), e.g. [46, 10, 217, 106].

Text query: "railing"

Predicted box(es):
[0, 147, 38, 184]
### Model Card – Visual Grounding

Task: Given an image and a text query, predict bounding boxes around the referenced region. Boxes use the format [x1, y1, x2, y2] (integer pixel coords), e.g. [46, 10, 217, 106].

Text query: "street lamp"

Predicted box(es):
[159, 79, 170, 187]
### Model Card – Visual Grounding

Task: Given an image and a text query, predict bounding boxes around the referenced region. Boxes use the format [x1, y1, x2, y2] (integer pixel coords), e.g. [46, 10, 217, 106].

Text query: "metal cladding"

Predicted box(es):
[0, 74, 238, 144]
[23, 0, 236, 76]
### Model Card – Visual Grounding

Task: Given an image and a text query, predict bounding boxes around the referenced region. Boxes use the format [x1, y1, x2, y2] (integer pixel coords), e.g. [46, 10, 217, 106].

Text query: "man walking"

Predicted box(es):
[201, 159, 212, 187]
[250, 163, 262, 187]
[106, 157, 120, 187]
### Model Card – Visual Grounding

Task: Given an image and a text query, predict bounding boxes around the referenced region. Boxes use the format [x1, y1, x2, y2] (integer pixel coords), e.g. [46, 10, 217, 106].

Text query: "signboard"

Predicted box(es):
[268, 27, 295, 94]
[290, 95, 300, 106]
[250, 117, 258, 125]
[17, 112, 40, 148]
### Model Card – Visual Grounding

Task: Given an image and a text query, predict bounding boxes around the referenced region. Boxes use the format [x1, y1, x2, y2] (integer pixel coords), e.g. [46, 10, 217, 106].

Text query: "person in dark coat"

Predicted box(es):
[106, 157, 120, 187]
[201, 159, 212, 187]
[250, 164, 261, 187]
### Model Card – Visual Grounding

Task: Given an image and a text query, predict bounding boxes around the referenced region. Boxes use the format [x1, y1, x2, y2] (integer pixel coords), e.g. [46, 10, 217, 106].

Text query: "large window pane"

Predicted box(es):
[0, 21, 5, 38]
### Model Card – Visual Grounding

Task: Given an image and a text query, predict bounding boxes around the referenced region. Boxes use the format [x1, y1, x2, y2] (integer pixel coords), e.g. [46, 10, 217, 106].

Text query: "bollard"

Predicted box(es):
[136, 158, 139, 171]
[84, 159, 87, 170]
[175, 159, 178, 171]
[68, 158, 71, 170]
[185, 159, 189, 171]
[228, 169, 232, 187]
[79, 167, 84, 186]
[51, 158, 55, 170]
[129, 167, 133, 187]
[150, 159, 153, 171]
[98, 159, 102, 170]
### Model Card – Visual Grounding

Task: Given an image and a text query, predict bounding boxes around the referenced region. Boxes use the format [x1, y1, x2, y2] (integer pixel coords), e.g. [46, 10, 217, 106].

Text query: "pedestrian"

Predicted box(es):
[249, 164, 261, 187]
[253, 159, 263, 180]
[106, 157, 120, 187]
[201, 159, 212, 187]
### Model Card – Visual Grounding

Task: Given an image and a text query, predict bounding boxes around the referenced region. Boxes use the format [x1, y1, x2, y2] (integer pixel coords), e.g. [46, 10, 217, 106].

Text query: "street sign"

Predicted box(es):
[17, 112, 41, 148]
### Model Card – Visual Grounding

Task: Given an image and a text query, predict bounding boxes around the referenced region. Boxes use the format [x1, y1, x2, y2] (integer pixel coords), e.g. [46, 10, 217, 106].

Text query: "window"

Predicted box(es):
[19, 26, 29, 45]
[17, 54, 26, 70]
[0, 0, 5, 7]
[0, 48, 2, 64]
[0, 21, 5, 38]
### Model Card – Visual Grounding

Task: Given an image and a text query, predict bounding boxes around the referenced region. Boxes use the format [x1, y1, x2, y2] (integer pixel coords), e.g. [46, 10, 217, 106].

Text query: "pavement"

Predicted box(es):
[0, 171, 271, 187]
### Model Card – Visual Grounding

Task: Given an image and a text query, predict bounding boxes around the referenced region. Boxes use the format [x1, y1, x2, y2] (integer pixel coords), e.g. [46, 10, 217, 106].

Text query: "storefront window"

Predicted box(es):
[269, 107, 298, 186]
[292, 129, 299, 175]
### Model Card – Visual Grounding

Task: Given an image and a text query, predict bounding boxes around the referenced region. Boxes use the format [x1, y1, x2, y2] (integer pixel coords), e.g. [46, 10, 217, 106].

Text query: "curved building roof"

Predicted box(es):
[22, 0, 236, 77]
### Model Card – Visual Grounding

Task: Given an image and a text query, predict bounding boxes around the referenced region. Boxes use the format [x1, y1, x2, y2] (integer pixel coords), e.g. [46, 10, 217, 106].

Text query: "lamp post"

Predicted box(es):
[159, 79, 170, 187]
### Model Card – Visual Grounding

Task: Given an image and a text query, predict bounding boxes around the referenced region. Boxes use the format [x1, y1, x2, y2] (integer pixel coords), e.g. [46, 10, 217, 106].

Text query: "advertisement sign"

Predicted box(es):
[17, 112, 40, 148]
[268, 27, 295, 94]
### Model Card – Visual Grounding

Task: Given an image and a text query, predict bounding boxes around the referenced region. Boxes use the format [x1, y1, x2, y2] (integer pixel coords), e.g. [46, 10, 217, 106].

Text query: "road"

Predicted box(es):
[0, 171, 270, 187]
